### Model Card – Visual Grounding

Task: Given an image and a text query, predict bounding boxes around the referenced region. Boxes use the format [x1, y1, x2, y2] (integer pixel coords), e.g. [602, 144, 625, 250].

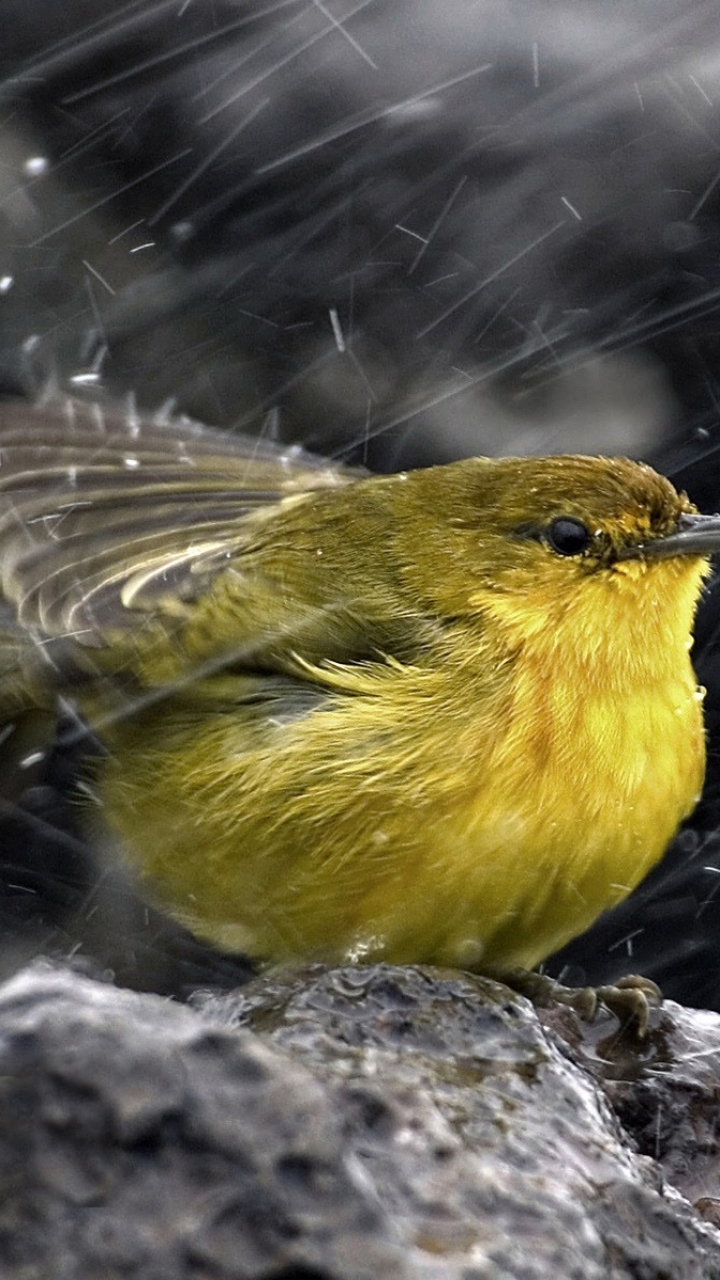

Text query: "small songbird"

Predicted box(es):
[0, 397, 718, 1027]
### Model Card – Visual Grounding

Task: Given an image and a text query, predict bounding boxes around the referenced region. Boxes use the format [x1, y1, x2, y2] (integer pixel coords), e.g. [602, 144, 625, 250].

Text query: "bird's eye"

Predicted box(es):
[546, 517, 592, 556]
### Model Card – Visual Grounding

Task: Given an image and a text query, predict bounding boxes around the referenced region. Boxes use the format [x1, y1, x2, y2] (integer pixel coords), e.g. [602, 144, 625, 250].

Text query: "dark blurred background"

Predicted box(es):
[2, 0, 720, 1006]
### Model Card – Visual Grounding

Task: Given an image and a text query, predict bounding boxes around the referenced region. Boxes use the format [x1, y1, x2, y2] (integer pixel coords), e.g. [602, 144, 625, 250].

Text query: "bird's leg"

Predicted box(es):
[491, 968, 663, 1038]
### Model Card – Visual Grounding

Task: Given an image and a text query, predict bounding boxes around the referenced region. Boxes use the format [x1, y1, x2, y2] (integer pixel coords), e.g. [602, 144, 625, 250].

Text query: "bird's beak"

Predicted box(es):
[621, 512, 720, 560]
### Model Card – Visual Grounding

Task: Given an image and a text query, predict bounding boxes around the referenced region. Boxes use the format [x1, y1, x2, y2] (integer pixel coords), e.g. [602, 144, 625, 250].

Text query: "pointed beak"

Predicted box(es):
[621, 512, 720, 560]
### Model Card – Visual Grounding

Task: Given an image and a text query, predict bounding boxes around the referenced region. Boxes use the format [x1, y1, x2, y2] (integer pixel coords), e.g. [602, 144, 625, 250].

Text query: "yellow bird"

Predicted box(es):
[0, 397, 717, 1024]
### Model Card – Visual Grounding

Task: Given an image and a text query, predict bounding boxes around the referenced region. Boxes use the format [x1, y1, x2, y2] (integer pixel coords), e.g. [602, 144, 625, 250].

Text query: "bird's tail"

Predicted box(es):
[0, 617, 59, 802]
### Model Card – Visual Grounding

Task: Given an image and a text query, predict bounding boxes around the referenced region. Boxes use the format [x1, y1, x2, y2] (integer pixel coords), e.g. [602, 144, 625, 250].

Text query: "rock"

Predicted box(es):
[0, 964, 409, 1279]
[1, 962, 720, 1278]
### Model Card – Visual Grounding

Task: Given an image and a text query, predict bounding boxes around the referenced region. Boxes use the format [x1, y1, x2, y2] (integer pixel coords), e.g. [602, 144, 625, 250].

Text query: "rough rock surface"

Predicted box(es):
[2, 962, 720, 1279]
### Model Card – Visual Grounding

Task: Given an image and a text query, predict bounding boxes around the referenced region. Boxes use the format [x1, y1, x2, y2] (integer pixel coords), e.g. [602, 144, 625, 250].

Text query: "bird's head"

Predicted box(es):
[390, 454, 720, 674]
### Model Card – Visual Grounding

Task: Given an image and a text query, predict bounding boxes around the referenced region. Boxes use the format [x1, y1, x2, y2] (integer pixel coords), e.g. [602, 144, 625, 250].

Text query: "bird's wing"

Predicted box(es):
[0, 397, 362, 650]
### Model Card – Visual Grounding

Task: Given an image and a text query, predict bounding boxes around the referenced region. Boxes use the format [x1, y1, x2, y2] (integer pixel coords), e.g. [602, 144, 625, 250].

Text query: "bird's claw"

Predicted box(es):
[592, 974, 662, 1038]
[496, 969, 662, 1038]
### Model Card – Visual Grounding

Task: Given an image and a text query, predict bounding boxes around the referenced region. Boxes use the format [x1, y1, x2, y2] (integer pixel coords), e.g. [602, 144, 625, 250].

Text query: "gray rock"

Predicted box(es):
[0, 963, 409, 1279]
[2, 961, 720, 1278]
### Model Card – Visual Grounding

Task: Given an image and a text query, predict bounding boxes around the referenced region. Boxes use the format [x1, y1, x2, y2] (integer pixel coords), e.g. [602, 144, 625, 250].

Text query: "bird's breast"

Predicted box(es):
[430, 650, 706, 971]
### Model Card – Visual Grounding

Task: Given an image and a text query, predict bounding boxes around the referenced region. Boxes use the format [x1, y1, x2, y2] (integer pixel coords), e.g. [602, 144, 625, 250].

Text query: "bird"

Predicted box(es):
[0, 395, 718, 1030]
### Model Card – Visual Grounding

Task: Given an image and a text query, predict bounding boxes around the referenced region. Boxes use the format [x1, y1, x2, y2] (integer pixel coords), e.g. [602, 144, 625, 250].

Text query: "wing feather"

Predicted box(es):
[0, 397, 362, 645]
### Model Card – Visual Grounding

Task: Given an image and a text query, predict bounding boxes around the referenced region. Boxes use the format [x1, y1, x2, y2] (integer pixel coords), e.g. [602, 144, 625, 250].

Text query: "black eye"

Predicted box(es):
[547, 517, 592, 556]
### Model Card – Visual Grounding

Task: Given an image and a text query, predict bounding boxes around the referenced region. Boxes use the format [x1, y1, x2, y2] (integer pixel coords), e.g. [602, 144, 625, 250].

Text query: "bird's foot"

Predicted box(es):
[494, 969, 662, 1038]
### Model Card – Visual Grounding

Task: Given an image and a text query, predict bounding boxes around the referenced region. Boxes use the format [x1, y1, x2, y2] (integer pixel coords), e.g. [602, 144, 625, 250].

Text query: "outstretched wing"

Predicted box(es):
[0, 397, 362, 649]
